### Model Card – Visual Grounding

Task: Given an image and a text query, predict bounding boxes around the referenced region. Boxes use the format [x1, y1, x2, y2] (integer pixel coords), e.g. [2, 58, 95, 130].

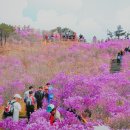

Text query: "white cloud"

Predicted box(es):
[33, 10, 77, 29]
[74, 18, 104, 40]
[0, 0, 130, 41]
[116, 6, 130, 30]
[0, 0, 32, 25]
[77, 18, 102, 34]
[48, 0, 83, 12]
[26, 0, 83, 13]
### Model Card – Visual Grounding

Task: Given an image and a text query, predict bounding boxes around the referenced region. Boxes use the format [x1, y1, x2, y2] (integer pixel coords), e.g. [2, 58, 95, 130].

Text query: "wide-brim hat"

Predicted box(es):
[14, 94, 22, 99]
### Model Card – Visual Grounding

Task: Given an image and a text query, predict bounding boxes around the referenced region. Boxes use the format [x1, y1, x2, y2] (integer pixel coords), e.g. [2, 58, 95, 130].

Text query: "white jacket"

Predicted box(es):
[55, 110, 61, 121]
[13, 102, 21, 122]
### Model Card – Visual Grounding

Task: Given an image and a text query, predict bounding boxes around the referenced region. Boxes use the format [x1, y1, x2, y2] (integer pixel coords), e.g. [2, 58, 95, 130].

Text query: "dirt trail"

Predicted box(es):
[0, 106, 4, 120]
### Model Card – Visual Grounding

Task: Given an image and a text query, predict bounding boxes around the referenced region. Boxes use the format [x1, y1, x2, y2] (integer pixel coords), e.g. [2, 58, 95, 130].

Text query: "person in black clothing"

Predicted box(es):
[125, 47, 129, 52]
[34, 86, 44, 109]
[67, 108, 76, 114]
[79, 34, 83, 39]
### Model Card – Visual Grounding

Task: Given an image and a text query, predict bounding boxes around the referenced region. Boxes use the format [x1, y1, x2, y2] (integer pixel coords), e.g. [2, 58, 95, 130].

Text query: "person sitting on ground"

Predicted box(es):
[25, 91, 36, 121]
[47, 104, 61, 125]
[24, 86, 34, 102]
[34, 86, 44, 109]
[67, 108, 91, 123]
[12, 94, 22, 122]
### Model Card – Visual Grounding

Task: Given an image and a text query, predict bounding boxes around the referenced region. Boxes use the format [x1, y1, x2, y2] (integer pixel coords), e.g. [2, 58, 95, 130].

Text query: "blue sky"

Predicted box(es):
[0, 0, 130, 41]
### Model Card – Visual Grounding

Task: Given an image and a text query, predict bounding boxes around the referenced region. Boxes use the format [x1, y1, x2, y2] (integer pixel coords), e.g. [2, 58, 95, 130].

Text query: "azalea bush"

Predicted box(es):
[0, 109, 96, 130]
[0, 39, 130, 129]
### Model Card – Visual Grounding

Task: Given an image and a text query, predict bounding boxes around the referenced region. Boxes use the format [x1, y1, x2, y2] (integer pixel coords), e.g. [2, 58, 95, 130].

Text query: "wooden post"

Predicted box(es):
[0, 29, 3, 46]
[4, 34, 6, 45]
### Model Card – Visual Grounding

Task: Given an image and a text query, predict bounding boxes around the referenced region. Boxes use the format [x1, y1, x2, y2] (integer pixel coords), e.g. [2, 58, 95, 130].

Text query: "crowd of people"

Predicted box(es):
[116, 46, 130, 64]
[43, 32, 86, 43]
[3, 83, 56, 122]
[3, 83, 91, 125]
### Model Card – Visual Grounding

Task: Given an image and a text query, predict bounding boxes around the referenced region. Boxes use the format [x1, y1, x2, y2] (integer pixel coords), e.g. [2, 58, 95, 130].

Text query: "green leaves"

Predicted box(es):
[0, 23, 14, 37]
[114, 25, 126, 39]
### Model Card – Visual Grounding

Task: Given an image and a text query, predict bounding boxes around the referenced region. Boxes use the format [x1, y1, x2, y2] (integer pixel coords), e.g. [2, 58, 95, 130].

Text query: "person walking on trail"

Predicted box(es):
[117, 52, 122, 63]
[24, 86, 34, 102]
[120, 50, 124, 56]
[12, 94, 22, 122]
[47, 104, 61, 125]
[125, 47, 129, 52]
[25, 91, 36, 121]
[35, 86, 44, 109]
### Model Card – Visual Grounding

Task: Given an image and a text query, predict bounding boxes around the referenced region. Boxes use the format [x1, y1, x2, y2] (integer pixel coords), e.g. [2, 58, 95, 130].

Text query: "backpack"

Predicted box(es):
[25, 97, 35, 106]
[3, 101, 15, 118]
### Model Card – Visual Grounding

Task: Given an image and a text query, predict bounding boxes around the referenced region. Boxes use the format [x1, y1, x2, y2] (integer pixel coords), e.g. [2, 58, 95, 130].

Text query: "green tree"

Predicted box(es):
[57, 27, 62, 34]
[51, 27, 74, 36]
[114, 25, 126, 39]
[107, 30, 113, 39]
[0, 23, 14, 45]
[51, 27, 62, 34]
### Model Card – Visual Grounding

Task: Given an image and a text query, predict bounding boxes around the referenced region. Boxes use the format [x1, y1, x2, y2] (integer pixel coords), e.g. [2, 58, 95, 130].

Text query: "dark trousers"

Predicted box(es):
[26, 105, 34, 120]
[37, 101, 43, 109]
[117, 59, 121, 64]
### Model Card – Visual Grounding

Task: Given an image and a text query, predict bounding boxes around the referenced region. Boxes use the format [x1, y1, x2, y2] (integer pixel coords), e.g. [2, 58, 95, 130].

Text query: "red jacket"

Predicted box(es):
[50, 115, 55, 125]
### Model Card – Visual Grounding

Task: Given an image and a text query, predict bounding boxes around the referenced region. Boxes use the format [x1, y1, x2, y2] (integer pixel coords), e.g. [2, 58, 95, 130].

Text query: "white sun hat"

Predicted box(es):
[47, 104, 55, 112]
[14, 94, 22, 99]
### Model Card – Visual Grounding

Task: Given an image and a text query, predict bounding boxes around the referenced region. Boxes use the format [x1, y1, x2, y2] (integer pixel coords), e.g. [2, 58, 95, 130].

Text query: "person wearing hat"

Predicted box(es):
[13, 94, 22, 122]
[47, 104, 61, 125]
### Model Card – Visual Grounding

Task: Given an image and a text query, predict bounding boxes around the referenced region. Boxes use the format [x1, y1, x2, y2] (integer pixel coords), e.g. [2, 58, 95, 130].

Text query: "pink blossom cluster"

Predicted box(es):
[0, 39, 130, 129]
